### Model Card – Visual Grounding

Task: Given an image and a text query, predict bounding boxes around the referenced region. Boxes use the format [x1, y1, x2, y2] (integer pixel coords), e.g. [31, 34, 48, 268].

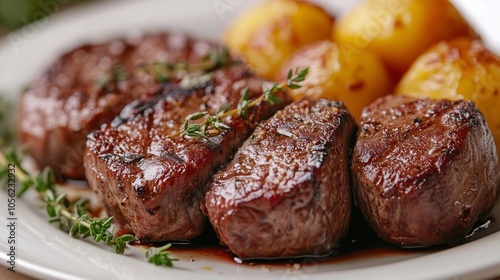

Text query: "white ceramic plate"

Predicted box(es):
[1, 1, 500, 279]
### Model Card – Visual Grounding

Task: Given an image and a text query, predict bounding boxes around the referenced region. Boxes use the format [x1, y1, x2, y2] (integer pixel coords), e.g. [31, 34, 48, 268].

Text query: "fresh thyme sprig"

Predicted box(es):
[93, 63, 129, 91]
[0, 150, 176, 266]
[179, 105, 232, 139]
[146, 243, 177, 267]
[92, 48, 232, 90]
[170, 67, 310, 140]
[136, 48, 232, 84]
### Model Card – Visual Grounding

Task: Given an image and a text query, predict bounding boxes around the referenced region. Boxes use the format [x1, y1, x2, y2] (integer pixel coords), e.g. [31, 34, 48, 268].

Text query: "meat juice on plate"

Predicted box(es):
[50, 163, 500, 269]
[156, 196, 500, 267]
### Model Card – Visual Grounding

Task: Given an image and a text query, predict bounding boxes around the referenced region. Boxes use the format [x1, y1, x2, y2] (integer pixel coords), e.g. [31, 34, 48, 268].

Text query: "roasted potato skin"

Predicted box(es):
[224, 0, 334, 80]
[277, 41, 393, 121]
[397, 37, 500, 158]
[333, 0, 477, 78]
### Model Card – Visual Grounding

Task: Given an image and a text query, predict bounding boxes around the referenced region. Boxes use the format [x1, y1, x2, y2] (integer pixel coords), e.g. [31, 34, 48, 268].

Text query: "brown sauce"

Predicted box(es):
[58, 180, 500, 267]
[164, 196, 500, 267]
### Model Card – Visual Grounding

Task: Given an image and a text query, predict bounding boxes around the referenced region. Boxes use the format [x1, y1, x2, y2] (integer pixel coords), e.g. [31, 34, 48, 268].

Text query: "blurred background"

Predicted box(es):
[0, 0, 94, 35]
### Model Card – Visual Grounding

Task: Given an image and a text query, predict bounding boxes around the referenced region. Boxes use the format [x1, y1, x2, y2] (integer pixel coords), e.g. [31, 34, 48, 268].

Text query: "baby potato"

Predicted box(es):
[333, 0, 477, 78]
[397, 37, 500, 157]
[224, 0, 334, 80]
[277, 41, 393, 121]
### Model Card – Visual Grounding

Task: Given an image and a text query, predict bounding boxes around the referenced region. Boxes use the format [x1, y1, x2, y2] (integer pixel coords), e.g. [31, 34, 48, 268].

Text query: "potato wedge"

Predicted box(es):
[333, 0, 477, 78]
[397, 37, 500, 158]
[277, 41, 393, 121]
[224, 0, 333, 80]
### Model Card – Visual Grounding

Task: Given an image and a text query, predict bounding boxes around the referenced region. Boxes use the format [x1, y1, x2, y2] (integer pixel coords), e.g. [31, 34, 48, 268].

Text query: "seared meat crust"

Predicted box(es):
[206, 99, 357, 259]
[20, 33, 219, 179]
[84, 64, 288, 242]
[352, 95, 500, 247]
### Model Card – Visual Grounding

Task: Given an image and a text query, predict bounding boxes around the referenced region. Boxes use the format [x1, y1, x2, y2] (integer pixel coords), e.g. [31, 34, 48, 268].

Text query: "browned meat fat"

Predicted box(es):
[84, 64, 289, 242]
[19, 33, 219, 179]
[205, 99, 357, 259]
[352, 95, 500, 247]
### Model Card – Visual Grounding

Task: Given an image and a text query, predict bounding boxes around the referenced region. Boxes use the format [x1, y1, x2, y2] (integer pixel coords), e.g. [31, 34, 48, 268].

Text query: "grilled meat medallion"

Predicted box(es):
[84, 64, 288, 242]
[206, 99, 357, 259]
[352, 95, 500, 247]
[20, 33, 219, 179]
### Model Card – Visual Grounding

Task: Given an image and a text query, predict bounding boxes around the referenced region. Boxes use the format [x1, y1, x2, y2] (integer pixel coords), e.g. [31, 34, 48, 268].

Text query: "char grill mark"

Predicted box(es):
[84, 63, 289, 242]
[19, 33, 222, 179]
[206, 99, 357, 259]
[111, 83, 212, 127]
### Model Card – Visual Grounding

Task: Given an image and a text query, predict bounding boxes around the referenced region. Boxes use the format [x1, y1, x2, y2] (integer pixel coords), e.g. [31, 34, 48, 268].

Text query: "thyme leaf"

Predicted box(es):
[146, 244, 178, 267]
[238, 88, 251, 118]
[286, 67, 309, 89]
[0, 150, 176, 266]
[216, 103, 232, 116]
[169, 67, 310, 140]
[201, 48, 232, 70]
[180, 73, 213, 90]
[93, 64, 129, 91]
[207, 115, 231, 131]
[135, 47, 233, 86]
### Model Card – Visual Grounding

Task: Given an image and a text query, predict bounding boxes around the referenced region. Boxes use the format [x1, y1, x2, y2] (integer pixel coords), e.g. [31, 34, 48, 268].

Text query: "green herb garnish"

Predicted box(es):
[180, 73, 213, 90]
[93, 63, 129, 91]
[170, 67, 309, 140]
[135, 48, 233, 85]
[0, 150, 176, 266]
[0, 96, 15, 147]
[146, 243, 177, 267]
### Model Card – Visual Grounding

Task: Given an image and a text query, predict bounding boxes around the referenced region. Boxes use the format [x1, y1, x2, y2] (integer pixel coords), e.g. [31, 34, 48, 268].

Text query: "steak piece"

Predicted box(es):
[206, 99, 357, 259]
[352, 95, 500, 247]
[84, 64, 289, 242]
[19, 33, 219, 179]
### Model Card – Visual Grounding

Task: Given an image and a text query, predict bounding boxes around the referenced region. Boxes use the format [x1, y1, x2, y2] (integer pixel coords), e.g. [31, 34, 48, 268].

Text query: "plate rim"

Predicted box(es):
[1, 1, 500, 279]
